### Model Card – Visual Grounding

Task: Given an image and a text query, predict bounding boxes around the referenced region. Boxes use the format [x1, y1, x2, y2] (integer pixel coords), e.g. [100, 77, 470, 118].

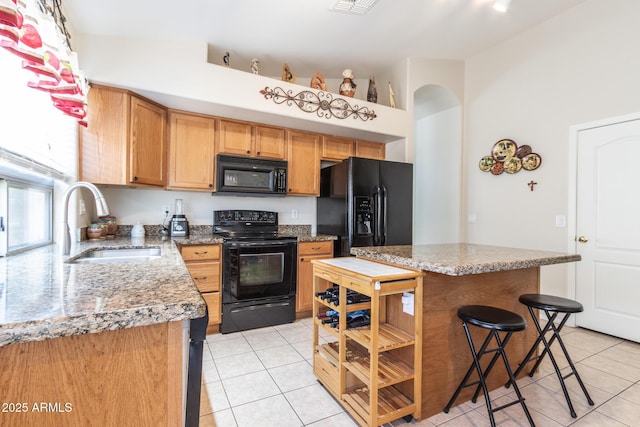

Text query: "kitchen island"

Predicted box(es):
[0, 237, 206, 427]
[350, 243, 581, 419]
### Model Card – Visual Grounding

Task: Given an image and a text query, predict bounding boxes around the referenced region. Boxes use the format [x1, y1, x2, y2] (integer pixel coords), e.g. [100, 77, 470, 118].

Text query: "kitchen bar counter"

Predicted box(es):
[0, 236, 206, 347]
[350, 243, 581, 419]
[350, 243, 580, 275]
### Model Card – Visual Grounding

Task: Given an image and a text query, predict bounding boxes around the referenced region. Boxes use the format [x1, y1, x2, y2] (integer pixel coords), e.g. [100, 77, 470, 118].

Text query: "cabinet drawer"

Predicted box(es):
[186, 261, 220, 293]
[299, 241, 333, 256]
[314, 352, 339, 396]
[202, 292, 221, 325]
[181, 245, 220, 261]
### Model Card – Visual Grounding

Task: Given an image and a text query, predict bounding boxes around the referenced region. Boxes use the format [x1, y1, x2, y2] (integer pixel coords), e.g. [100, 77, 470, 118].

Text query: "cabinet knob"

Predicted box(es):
[577, 236, 589, 243]
[209, 184, 213, 188]
[246, 150, 251, 154]
[256, 151, 261, 156]
[300, 258, 305, 262]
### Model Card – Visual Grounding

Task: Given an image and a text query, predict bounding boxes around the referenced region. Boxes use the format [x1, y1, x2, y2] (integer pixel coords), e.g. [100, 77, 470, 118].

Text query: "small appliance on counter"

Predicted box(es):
[170, 199, 189, 237]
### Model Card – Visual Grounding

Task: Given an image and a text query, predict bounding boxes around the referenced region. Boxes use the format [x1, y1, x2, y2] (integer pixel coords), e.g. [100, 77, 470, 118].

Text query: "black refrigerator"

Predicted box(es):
[317, 157, 413, 257]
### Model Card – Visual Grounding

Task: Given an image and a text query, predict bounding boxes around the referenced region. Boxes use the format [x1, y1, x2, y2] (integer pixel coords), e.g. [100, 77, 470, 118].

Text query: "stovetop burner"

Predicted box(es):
[213, 210, 294, 242]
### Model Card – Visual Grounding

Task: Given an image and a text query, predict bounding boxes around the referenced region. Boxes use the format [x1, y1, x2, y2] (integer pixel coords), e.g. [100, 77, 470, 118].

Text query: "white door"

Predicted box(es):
[575, 118, 640, 343]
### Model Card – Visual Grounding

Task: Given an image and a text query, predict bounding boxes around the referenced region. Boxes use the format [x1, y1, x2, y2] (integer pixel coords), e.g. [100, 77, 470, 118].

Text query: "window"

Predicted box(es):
[0, 175, 53, 256]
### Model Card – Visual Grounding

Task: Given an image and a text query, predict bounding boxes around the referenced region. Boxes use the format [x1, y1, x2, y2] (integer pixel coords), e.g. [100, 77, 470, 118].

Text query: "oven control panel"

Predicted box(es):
[214, 210, 278, 225]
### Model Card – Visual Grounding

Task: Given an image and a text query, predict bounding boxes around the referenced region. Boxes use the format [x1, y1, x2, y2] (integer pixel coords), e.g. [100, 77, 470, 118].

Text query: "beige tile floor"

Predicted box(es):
[200, 317, 640, 426]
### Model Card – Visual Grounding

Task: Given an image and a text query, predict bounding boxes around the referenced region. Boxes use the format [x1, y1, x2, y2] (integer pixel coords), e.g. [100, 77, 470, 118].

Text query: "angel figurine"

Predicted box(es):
[388, 81, 396, 108]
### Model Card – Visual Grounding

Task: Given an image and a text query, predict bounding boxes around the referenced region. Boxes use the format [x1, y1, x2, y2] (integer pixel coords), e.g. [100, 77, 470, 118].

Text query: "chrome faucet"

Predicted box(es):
[60, 181, 110, 255]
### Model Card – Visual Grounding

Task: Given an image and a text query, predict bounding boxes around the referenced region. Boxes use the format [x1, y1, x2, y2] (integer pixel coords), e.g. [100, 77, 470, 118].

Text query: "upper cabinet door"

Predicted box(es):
[322, 135, 354, 162]
[167, 111, 216, 190]
[355, 140, 385, 160]
[129, 96, 167, 186]
[217, 119, 252, 156]
[287, 130, 321, 196]
[254, 125, 287, 160]
[79, 87, 129, 185]
[79, 85, 167, 187]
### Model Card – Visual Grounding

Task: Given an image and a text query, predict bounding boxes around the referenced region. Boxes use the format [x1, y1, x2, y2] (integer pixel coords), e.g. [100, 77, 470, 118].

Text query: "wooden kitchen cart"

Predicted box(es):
[312, 258, 423, 426]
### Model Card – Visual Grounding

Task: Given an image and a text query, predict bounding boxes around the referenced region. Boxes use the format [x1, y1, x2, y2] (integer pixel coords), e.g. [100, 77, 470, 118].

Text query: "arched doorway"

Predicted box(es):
[413, 85, 462, 244]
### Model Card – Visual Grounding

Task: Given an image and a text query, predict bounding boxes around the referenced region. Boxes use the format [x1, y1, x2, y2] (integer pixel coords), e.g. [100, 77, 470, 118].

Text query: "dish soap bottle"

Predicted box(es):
[131, 222, 145, 237]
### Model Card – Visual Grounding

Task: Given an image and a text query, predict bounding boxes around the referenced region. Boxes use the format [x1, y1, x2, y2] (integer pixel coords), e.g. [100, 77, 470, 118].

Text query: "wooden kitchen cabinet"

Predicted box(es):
[167, 111, 216, 190]
[79, 84, 167, 187]
[287, 130, 321, 195]
[296, 240, 334, 317]
[217, 118, 287, 159]
[181, 244, 222, 333]
[322, 135, 355, 161]
[355, 140, 385, 160]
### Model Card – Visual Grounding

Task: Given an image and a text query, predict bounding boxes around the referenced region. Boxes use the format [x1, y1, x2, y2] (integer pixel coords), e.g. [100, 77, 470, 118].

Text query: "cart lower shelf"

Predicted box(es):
[342, 385, 416, 426]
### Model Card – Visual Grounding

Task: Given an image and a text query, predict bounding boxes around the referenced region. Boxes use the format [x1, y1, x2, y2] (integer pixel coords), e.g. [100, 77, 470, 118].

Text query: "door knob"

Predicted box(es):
[577, 236, 588, 243]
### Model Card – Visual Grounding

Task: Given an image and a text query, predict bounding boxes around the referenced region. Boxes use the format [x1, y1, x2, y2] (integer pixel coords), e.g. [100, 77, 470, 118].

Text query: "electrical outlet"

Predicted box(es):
[162, 204, 171, 216]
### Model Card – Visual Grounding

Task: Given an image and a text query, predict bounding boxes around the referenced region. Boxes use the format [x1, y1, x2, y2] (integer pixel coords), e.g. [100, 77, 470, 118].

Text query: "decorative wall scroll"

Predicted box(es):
[260, 86, 377, 121]
[479, 139, 542, 175]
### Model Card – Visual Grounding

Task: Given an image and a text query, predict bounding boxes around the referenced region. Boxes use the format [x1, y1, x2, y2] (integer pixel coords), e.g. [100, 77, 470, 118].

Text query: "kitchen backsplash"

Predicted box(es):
[114, 224, 313, 237]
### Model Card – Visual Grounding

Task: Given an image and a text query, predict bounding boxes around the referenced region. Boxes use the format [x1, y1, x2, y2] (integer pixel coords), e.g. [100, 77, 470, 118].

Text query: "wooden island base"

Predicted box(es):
[0, 322, 184, 427]
[420, 267, 539, 418]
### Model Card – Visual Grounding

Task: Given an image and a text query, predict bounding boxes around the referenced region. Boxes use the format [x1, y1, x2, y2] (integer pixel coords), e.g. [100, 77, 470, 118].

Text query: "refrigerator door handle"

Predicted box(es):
[373, 186, 383, 245]
[381, 184, 388, 245]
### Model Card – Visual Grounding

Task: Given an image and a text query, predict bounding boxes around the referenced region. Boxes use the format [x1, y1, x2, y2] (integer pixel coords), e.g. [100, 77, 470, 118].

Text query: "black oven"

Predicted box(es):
[215, 210, 297, 334]
[224, 240, 296, 301]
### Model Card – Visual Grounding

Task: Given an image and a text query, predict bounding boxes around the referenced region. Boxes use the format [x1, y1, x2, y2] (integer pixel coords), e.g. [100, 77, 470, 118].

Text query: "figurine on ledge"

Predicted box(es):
[310, 72, 327, 91]
[339, 68, 356, 97]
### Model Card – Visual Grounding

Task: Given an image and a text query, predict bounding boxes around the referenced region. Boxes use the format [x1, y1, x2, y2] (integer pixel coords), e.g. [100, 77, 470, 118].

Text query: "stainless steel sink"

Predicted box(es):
[67, 247, 162, 264]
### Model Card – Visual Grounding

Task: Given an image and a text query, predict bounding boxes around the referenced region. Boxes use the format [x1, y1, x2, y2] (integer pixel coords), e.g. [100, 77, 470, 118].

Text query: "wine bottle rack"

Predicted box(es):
[312, 257, 423, 426]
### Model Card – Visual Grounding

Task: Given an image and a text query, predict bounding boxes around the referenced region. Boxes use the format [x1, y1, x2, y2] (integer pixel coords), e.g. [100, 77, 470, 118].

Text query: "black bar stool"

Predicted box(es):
[508, 294, 594, 418]
[444, 305, 535, 427]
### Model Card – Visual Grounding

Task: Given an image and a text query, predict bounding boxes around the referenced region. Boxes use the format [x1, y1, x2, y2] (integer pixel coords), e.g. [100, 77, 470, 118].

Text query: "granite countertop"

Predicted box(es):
[0, 230, 337, 347]
[350, 243, 581, 276]
[0, 236, 206, 347]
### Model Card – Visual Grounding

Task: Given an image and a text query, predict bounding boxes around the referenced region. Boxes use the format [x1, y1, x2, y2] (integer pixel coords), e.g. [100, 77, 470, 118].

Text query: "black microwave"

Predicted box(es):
[215, 154, 287, 196]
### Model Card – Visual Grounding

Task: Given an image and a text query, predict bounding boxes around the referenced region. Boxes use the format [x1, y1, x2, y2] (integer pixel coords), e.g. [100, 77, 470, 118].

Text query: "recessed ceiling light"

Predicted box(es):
[493, 0, 512, 13]
[331, 0, 379, 15]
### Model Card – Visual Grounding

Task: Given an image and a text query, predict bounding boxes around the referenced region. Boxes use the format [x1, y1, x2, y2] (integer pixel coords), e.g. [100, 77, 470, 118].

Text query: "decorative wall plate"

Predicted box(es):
[491, 139, 517, 162]
[479, 156, 495, 172]
[521, 153, 542, 170]
[516, 144, 532, 158]
[504, 157, 522, 174]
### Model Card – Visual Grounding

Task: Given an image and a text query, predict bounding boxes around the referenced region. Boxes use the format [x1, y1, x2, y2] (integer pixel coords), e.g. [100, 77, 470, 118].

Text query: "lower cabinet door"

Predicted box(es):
[202, 292, 221, 325]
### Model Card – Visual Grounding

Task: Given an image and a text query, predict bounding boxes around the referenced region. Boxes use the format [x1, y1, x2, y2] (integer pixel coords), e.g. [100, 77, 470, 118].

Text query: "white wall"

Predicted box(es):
[414, 106, 462, 244]
[463, 0, 640, 296]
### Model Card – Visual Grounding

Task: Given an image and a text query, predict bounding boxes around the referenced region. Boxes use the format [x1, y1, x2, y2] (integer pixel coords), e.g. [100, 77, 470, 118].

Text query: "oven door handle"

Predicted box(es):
[225, 240, 296, 248]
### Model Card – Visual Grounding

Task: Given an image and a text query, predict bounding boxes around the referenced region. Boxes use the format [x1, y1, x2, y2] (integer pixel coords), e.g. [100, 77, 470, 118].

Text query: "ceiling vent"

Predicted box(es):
[331, 0, 379, 15]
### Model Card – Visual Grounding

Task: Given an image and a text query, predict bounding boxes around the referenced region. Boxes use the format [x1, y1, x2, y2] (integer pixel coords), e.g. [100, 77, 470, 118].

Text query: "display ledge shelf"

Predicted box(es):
[344, 323, 414, 352]
[314, 296, 371, 313]
[342, 385, 416, 426]
[344, 347, 414, 389]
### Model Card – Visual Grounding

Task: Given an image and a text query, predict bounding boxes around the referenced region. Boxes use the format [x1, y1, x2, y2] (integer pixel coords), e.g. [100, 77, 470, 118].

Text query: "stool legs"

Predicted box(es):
[510, 307, 594, 418]
[444, 321, 535, 427]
